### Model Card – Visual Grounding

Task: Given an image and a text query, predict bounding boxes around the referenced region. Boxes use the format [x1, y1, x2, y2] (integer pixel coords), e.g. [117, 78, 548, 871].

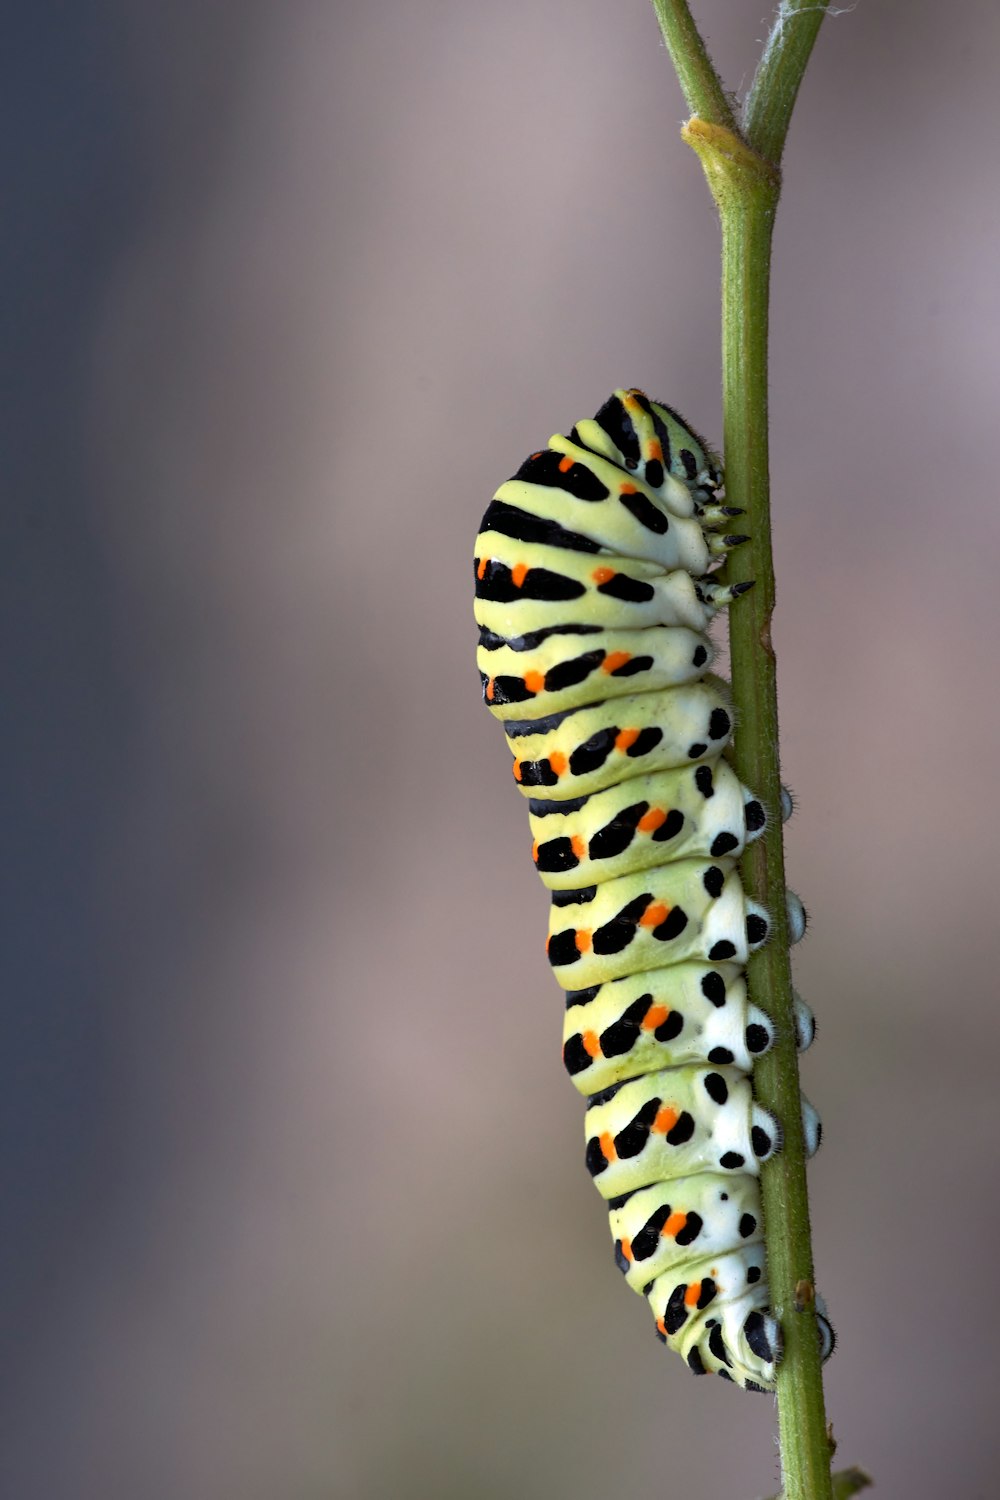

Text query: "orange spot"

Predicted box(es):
[663, 1212, 687, 1239]
[574, 929, 593, 954]
[548, 751, 567, 777]
[476, 555, 489, 581]
[640, 903, 669, 929]
[638, 807, 668, 834]
[647, 439, 663, 462]
[582, 1030, 601, 1058]
[599, 1131, 617, 1162]
[620, 1237, 634, 1262]
[602, 651, 632, 674]
[523, 670, 544, 694]
[623, 392, 640, 411]
[531, 841, 539, 863]
[656, 1315, 667, 1338]
[641, 1004, 669, 1031]
[558, 455, 574, 473]
[569, 834, 585, 860]
[653, 1105, 679, 1135]
[620, 482, 637, 495]
[529, 450, 543, 461]
[485, 678, 496, 702]
[512, 761, 523, 782]
[684, 1281, 702, 1308]
[592, 566, 615, 584]
[511, 562, 528, 588]
[615, 728, 640, 752]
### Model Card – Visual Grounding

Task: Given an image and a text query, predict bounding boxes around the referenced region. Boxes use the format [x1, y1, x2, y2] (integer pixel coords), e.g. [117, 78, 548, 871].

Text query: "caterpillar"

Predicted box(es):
[474, 388, 832, 1391]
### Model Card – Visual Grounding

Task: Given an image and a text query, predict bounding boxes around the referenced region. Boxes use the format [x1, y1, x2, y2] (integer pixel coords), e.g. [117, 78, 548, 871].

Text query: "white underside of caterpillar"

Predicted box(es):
[474, 388, 831, 1390]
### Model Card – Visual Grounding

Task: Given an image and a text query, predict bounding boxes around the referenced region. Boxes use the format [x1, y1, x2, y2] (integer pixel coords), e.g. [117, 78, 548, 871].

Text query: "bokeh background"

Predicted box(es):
[5, 2, 999, 1496]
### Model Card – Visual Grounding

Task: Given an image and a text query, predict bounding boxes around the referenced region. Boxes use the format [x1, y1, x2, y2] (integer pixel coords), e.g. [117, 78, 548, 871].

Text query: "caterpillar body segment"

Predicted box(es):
[474, 389, 827, 1391]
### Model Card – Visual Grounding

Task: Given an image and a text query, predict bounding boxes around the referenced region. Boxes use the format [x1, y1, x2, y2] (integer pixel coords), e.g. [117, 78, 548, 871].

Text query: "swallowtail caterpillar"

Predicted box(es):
[474, 388, 832, 1390]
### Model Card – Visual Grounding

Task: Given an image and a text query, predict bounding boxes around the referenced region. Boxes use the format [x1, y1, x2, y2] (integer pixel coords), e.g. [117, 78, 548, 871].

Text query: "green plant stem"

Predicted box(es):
[765, 1466, 874, 1500]
[677, 32, 832, 1500]
[744, 0, 831, 163]
[649, 0, 736, 130]
[684, 110, 832, 1500]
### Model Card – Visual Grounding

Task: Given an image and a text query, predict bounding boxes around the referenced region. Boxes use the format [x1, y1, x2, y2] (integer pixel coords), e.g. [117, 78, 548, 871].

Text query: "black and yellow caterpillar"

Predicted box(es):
[474, 388, 831, 1390]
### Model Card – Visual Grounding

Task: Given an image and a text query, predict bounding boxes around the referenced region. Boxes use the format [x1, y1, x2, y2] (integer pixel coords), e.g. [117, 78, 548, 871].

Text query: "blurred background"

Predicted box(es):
[4, 2, 999, 1496]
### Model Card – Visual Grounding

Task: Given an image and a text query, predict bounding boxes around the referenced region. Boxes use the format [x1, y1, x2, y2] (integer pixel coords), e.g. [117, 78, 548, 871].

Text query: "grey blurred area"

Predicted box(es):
[4, 1, 999, 1495]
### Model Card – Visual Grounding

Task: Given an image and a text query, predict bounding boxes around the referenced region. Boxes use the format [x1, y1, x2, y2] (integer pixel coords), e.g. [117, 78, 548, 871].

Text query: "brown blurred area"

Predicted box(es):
[4, 2, 999, 1495]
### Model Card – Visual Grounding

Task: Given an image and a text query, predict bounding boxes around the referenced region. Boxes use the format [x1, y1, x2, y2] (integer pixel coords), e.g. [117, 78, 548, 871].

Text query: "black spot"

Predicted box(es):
[744, 1310, 775, 1362]
[534, 836, 581, 874]
[544, 651, 605, 692]
[746, 912, 769, 945]
[694, 765, 715, 798]
[644, 457, 664, 489]
[476, 560, 589, 605]
[709, 940, 737, 961]
[614, 1097, 661, 1159]
[746, 1265, 762, 1284]
[595, 572, 654, 603]
[593, 395, 640, 467]
[600, 995, 654, 1057]
[708, 1323, 731, 1366]
[546, 930, 582, 967]
[514, 448, 610, 501]
[655, 1009, 683, 1043]
[586, 1083, 622, 1108]
[710, 831, 739, 856]
[664, 1284, 689, 1335]
[679, 447, 698, 480]
[614, 1241, 630, 1274]
[585, 1137, 608, 1175]
[588, 803, 647, 861]
[696, 1277, 717, 1310]
[652, 808, 685, 842]
[654, 1325, 667, 1344]
[562, 1034, 592, 1076]
[708, 708, 732, 740]
[745, 799, 766, 833]
[569, 727, 618, 777]
[751, 1125, 773, 1158]
[708, 1047, 734, 1065]
[675, 1212, 702, 1246]
[606, 1190, 635, 1211]
[653, 906, 688, 942]
[592, 893, 654, 955]
[703, 1072, 729, 1105]
[717, 1367, 734, 1382]
[625, 727, 663, 758]
[631, 1206, 670, 1261]
[687, 742, 708, 759]
[739, 1213, 758, 1238]
[701, 971, 727, 1007]
[745, 1022, 770, 1053]
[702, 866, 725, 898]
[608, 654, 653, 678]
[643, 1278, 656, 1297]
[720, 1151, 745, 1169]
[666, 1111, 695, 1146]
[619, 488, 670, 535]
[479, 500, 600, 553]
[692, 644, 709, 667]
[510, 758, 555, 788]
